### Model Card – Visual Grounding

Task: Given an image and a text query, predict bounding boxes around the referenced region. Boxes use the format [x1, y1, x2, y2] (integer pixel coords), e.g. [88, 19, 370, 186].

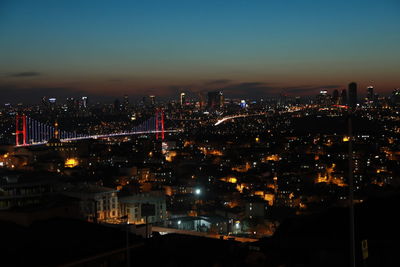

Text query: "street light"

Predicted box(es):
[194, 188, 201, 217]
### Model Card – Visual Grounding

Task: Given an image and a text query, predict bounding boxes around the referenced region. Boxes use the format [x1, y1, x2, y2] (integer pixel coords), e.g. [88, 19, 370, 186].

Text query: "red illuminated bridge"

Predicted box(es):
[14, 109, 181, 147]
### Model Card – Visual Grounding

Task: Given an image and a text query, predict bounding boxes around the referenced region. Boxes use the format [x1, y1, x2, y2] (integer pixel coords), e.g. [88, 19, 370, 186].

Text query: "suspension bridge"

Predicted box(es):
[13, 109, 179, 147]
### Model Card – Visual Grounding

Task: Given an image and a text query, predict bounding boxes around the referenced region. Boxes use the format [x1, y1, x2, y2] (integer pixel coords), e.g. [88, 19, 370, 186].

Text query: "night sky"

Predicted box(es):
[0, 0, 399, 103]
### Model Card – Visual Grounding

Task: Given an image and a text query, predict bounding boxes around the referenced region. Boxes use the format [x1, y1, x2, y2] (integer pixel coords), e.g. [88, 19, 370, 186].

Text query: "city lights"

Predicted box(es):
[0, 1, 399, 265]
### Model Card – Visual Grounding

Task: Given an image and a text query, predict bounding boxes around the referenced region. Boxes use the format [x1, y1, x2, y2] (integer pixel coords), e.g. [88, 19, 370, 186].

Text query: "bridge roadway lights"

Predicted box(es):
[15, 112, 173, 146]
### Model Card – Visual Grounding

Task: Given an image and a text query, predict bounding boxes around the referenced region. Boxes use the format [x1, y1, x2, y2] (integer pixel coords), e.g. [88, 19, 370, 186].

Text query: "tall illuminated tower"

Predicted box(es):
[366, 86, 374, 105]
[180, 92, 186, 107]
[149, 95, 155, 106]
[80, 96, 88, 109]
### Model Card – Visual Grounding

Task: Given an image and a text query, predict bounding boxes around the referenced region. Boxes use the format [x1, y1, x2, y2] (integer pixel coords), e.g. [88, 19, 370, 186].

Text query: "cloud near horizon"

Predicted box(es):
[0, 85, 90, 103]
[7, 72, 42, 78]
[203, 79, 232, 86]
[284, 85, 341, 94]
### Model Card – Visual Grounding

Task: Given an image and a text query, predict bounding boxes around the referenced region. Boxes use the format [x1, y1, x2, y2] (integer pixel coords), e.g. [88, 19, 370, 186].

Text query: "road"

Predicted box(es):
[152, 226, 258, 243]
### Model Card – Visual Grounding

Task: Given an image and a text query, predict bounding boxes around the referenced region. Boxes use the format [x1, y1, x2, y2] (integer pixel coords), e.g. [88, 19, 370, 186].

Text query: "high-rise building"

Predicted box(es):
[219, 91, 224, 108]
[41, 96, 48, 107]
[366, 86, 374, 105]
[180, 92, 186, 107]
[149, 95, 156, 106]
[207, 91, 218, 109]
[392, 88, 400, 106]
[197, 92, 206, 109]
[66, 97, 75, 111]
[48, 97, 57, 111]
[207, 91, 224, 109]
[123, 95, 129, 109]
[367, 86, 374, 100]
[332, 89, 339, 105]
[81, 96, 88, 109]
[340, 89, 347, 105]
[348, 82, 358, 108]
[114, 98, 121, 112]
[316, 90, 330, 106]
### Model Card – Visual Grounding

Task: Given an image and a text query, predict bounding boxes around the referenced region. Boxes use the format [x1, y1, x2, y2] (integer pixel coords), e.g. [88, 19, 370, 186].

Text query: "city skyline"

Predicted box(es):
[1, 2, 400, 265]
[1, 0, 400, 103]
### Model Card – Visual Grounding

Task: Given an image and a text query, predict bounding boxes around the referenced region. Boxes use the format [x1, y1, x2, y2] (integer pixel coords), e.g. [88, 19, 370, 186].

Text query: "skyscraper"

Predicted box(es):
[340, 89, 347, 105]
[114, 98, 121, 112]
[392, 88, 400, 106]
[219, 91, 224, 108]
[348, 82, 357, 108]
[149, 95, 155, 106]
[81, 96, 88, 109]
[332, 89, 339, 105]
[316, 90, 330, 106]
[48, 97, 57, 111]
[366, 86, 374, 105]
[180, 92, 186, 107]
[207, 91, 223, 109]
[367, 86, 374, 100]
[123, 95, 129, 110]
[41, 96, 48, 107]
[66, 97, 75, 111]
[198, 92, 206, 109]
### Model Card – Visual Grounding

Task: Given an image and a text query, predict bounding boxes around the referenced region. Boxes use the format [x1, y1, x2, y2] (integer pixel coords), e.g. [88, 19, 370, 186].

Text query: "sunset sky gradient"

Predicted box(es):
[0, 0, 399, 102]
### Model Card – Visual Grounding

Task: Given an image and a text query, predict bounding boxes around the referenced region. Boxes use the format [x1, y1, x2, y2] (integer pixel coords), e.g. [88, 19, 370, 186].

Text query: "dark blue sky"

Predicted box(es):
[0, 0, 399, 102]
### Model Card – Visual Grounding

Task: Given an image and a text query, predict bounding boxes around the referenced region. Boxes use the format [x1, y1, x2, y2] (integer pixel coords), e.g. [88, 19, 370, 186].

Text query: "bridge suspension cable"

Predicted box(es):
[15, 110, 169, 147]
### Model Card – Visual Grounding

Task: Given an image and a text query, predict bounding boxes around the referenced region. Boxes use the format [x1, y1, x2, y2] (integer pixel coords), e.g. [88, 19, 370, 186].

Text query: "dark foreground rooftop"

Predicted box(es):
[0, 218, 248, 267]
[255, 193, 400, 267]
[1, 193, 400, 267]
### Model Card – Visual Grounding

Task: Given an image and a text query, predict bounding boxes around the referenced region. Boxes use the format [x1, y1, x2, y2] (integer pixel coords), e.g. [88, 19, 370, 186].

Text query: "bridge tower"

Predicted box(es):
[15, 114, 27, 146]
[155, 108, 165, 140]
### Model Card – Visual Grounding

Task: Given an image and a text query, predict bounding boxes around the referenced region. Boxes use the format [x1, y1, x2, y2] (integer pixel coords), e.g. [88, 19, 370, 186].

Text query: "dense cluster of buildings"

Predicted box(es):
[0, 84, 399, 240]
